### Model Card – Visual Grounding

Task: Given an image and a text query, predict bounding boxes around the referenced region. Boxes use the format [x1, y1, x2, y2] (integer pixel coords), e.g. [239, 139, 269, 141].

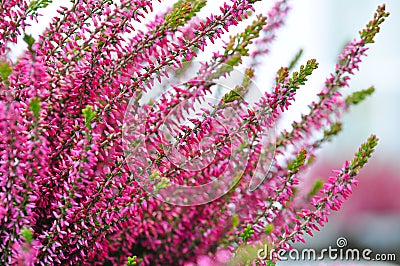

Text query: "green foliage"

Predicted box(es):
[167, 0, 207, 30]
[222, 89, 241, 103]
[275, 59, 318, 108]
[349, 135, 378, 175]
[82, 105, 96, 130]
[241, 224, 255, 242]
[287, 149, 307, 174]
[209, 16, 266, 80]
[172, 0, 207, 18]
[28, 0, 53, 15]
[149, 170, 171, 192]
[225, 53, 242, 68]
[243, 68, 255, 87]
[275, 67, 289, 85]
[310, 122, 343, 158]
[0, 61, 12, 83]
[154, 177, 171, 192]
[232, 214, 240, 227]
[288, 49, 303, 71]
[222, 68, 255, 104]
[264, 224, 274, 235]
[21, 227, 33, 244]
[345, 86, 375, 106]
[125, 256, 141, 266]
[225, 15, 267, 60]
[359, 5, 390, 44]
[289, 59, 319, 88]
[29, 97, 41, 121]
[308, 179, 324, 198]
[149, 170, 161, 181]
[323, 122, 342, 138]
[23, 34, 35, 52]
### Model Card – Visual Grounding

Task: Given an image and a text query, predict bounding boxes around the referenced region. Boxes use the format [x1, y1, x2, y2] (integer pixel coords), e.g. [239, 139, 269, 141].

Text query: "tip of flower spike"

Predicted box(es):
[359, 4, 390, 44]
[350, 135, 379, 172]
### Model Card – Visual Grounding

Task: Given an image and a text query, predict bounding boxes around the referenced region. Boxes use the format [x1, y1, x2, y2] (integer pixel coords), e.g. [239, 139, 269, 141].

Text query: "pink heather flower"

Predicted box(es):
[0, 0, 388, 265]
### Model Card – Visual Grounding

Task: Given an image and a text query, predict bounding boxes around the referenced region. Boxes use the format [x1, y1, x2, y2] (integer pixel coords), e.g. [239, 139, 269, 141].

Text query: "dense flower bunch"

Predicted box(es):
[0, 0, 389, 265]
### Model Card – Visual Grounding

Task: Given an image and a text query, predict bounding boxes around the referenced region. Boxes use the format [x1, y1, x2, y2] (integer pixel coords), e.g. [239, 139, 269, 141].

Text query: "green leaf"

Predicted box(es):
[231, 214, 240, 227]
[28, 0, 53, 14]
[154, 177, 171, 192]
[266, 261, 276, 266]
[29, 97, 41, 121]
[288, 49, 303, 71]
[264, 224, 274, 235]
[287, 149, 307, 173]
[149, 170, 161, 181]
[166, 0, 206, 31]
[240, 224, 255, 242]
[225, 53, 242, 68]
[275, 67, 289, 85]
[222, 89, 241, 103]
[324, 122, 342, 138]
[350, 134, 379, 172]
[0, 61, 12, 82]
[345, 86, 375, 106]
[126, 256, 139, 266]
[21, 227, 33, 244]
[308, 179, 323, 198]
[23, 34, 36, 52]
[82, 105, 96, 129]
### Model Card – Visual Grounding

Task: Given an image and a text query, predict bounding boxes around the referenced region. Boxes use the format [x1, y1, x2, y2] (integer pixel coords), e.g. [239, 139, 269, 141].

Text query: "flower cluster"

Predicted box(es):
[0, 0, 389, 265]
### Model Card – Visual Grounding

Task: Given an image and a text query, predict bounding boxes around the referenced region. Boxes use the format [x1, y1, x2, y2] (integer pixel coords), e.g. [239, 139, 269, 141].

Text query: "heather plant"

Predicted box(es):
[0, 0, 389, 265]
